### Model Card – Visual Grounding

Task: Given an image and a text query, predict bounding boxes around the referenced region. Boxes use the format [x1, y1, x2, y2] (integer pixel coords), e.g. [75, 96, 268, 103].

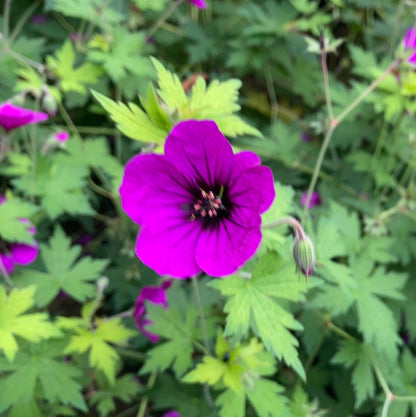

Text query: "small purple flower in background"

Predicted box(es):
[54, 131, 69, 143]
[119, 120, 275, 278]
[301, 191, 321, 208]
[163, 412, 181, 417]
[134, 280, 172, 342]
[189, 0, 207, 8]
[403, 28, 416, 65]
[301, 132, 311, 142]
[0, 197, 38, 276]
[0, 103, 48, 132]
[31, 14, 48, 24]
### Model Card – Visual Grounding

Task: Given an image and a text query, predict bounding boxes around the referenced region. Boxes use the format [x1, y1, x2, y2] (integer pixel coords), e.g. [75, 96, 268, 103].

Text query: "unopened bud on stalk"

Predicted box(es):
[293, 233, 315, 279]
[41, 87, 57, 116]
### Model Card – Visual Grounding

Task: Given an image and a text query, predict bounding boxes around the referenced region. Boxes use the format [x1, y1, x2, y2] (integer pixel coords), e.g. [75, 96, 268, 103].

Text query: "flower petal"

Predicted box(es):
[119, 154, 193, 225]
[301, 191, 321, 208]
[0, 253, 15, 275]
[0, 103, 48, 132]
[196, 220, 262, 276]
[165, 120, 234, 189]
[409, 51, 416, 65]
[136, 214, 203, 278]
[189, 0, 207, 8]
[228, 165, 275, 216]
[163, 412, 182, 417]
[10, 243, 38, 265]
[404, 28, 416, 49]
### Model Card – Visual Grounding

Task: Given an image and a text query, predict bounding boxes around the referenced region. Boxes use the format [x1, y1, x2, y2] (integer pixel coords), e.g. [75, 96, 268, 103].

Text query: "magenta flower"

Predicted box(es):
[163, 412, 181, 417]
[301, 191, 321, 208]
[54, 131, 69, 142]
[134, 280, 172, 342]
[0, 103, 48, 132]
[31, 14, 48, 24]
[119, 120, 275, 278]
[189, 0, 207, 8]
[0, 198, 38, 276]
[404, 28, 416, 65]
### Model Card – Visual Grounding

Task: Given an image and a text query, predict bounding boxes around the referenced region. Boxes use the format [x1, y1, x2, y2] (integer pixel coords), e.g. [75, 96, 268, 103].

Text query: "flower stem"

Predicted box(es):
[3, 0, 12, 40]
[320, 35, 334, 121]
[0, 134, 8, 162]
[191, 275, 211, 353]
[302, 58, 401, 221]
[9, 0, 42, 43]
[262, 216, 306, 239]
[136, 371, 157, 417]
[147, 0, 185, 38]
[0, 258, 14, 287]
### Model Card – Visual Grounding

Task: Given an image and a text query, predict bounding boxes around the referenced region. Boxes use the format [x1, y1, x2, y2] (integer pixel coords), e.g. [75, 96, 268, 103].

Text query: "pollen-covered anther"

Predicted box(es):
[192, 189, 224, 220]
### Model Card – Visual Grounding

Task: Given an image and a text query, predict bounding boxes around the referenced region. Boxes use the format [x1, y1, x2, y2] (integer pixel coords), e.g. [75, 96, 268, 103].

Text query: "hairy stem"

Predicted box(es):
[263, 216, 306, 240]
[191, 275, 211, 353]
[147, 0, 185, 38]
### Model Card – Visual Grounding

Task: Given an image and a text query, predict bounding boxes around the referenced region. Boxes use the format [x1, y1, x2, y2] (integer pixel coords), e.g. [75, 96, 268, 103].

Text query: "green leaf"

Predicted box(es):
[211, 252, 306, 379]
[0, 198, 38, 243]
[0, 346, 87, 413]
[47, 40, 102, 94]
[15, 227, 108, 306]
[216, 389, 245, 417]
[92, 90, 167, 143]
[151, 57, 188, 110]
[65, 318, 135, 384]
[0, 287, 60, 362]
[89, 374, 140, 417]
[247, 379, 289, 417]
[332, 340, 375, 407]
[88, 28, 152, 82]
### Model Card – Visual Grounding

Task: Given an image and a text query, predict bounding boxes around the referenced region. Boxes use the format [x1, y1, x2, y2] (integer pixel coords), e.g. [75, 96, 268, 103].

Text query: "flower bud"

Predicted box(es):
[41, 88, 57, 117]
[293, 234, 315, 278]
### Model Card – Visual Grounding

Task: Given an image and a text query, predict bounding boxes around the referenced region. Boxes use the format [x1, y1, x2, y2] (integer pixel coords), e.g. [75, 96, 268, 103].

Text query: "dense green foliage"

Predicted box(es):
[0, 1, 416, 416]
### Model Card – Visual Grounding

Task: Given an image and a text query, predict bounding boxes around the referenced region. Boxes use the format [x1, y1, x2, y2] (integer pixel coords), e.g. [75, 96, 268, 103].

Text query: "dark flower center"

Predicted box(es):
[189, 187, 228, 225]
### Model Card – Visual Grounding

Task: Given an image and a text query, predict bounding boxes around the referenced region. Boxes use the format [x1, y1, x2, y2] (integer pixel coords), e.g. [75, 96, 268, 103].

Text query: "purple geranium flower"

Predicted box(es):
[134, 280, 172, 342]
[0, 103, 48, 132]
[189, 0, 207, 8]
[404, 28, 416, 65]
[0, 197, 38, 276]
[119, 120, 275, 278]
[163, 412, 181, 417]
[301, 191, 321, 208]
[31, 14, 49, 24]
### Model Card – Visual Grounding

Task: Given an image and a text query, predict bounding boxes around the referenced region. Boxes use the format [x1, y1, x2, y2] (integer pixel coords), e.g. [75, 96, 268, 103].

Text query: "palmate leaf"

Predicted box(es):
[15, 227, 108, 307]
[211, 252, 307, 379]
[0, 287, 60, 362]
[88, 28, 153, 82]
[46, 40, 102, 94]
[332, 340, 375, 407]
[152, 58, 262, 137]
[140, 284, 199, 378]
[0, 342, 87, 413]
[64, 318, 136, 384]
[92, 90, 167, 144]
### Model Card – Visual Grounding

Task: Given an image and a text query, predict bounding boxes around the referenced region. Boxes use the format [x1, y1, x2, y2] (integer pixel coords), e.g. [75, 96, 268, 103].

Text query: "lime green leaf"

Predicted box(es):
[211, 252, 306, 379]
[216, 389, 245, 417]
[247, 379, 288, 417]
[15, 227, 108, 306]
[47, 40, 102, 94]
[151, 57, 188, 110]
[140, 83, 172, 132]
[65, 318, 134, 384]
[92, 90, 167, 143]
[0, 287, 60, 362]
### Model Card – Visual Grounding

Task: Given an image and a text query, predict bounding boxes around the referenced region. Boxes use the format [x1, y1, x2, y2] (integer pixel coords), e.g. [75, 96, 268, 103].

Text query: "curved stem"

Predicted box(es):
[9, 0, 42, 43]
[3, 0, 12, 39]
[147, 0, 185, 38]
[262, 216, 306, 239]
[320, 37, 334, 121]
[381, 395, 393, 417]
